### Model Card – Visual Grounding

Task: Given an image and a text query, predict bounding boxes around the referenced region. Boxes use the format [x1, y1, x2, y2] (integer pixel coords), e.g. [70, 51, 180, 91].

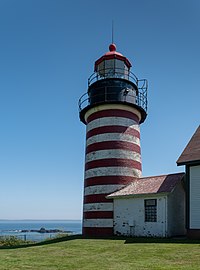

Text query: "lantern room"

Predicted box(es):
[94, 44, 132, 80]
[79, 44, 148, 124]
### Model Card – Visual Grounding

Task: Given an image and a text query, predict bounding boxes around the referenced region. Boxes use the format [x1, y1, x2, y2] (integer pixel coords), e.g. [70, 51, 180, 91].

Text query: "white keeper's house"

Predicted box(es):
[177, 125, 200, 239]
[78, 43, 200, 239]
[107, 173, 186, 238]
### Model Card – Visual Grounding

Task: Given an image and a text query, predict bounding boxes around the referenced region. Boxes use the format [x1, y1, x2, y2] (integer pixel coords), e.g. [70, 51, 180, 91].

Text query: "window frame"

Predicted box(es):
[144, 199, 157, 222]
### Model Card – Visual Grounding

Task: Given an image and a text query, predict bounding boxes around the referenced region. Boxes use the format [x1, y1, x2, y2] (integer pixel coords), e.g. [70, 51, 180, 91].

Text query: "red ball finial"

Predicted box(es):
[109, 43, 117, 52]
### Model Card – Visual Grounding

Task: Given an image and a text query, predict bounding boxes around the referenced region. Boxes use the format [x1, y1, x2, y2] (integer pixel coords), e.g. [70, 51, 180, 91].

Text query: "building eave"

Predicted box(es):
[177, 160, 200, 167]
[106, 192, 170, 200]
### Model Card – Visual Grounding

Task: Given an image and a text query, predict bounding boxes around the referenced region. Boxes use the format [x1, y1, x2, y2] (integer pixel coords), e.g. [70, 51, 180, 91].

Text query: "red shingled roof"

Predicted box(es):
[177, 125, 200, 165]
[107, 173, 185, 198]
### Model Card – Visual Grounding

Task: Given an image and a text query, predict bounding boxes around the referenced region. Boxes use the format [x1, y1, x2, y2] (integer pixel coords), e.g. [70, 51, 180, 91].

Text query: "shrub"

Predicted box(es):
[0, 236, 33, 247]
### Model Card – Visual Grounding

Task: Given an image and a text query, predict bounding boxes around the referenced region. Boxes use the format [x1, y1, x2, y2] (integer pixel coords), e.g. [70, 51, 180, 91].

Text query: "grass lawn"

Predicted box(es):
[0, 236, 199, 270]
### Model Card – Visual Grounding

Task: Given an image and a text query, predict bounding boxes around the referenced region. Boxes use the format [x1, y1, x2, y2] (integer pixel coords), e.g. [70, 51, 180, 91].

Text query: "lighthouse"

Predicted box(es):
[79, 44, 148, 237]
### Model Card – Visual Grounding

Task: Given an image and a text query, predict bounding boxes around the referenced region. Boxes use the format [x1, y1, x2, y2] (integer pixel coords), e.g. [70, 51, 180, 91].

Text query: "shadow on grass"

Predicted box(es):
[124, 236, 200, 245]
[82, 235, 200, 245]
[1, 234, 200, 249]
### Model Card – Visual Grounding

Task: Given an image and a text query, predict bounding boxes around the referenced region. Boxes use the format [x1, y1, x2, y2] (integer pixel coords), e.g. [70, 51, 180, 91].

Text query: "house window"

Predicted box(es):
[145, 199, 157, 222]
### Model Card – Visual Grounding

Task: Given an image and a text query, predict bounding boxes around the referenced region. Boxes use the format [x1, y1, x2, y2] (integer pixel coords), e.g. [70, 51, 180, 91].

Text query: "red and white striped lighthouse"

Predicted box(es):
[79, 44, 147, 237]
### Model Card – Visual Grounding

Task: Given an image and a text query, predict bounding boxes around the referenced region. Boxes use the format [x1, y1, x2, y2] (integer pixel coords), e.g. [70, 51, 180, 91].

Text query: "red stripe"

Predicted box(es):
[83, 211, 113, 219]
[86, 141, 141, 154]
[86, 125, 140, 140]
[85, 158, 141, 171]
[86, 109, 139, 124]
[84, 176, 137, 187]
[83, 227, 113, 237]
[84, 194, 111, 203]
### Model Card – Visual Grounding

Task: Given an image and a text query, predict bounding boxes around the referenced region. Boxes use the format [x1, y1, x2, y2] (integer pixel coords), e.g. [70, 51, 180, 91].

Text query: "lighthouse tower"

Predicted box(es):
[79, 44, 147, 237]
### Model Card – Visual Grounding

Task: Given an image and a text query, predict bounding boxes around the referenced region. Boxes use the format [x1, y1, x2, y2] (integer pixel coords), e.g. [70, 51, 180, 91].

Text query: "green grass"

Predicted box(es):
[0, 236, 200, 270]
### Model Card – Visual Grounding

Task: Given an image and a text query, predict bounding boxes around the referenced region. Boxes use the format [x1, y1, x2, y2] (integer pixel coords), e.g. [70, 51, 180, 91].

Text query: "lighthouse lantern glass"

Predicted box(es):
[97, 58, 129, 80]
[115, 59, 129, 79]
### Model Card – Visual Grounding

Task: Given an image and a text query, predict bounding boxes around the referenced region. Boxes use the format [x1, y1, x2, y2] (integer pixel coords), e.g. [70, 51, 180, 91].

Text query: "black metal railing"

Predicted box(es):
[78, 83, 147, 114]
[88, 68, 139, 86]
[79, 68, 148, 117]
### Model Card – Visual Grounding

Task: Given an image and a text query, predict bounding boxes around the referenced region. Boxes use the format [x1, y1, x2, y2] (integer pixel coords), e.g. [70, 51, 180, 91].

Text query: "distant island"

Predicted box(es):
[21, 227, 71, 234]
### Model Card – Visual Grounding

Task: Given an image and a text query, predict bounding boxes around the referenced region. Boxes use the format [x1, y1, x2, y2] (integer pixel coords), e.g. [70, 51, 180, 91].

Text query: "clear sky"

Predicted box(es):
[0, 0, 199, 220]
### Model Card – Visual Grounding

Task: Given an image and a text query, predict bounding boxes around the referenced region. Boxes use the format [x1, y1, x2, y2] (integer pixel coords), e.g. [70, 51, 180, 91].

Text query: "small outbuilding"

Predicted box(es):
[177, 125, 200, 239]
[107, 173, 186, 238]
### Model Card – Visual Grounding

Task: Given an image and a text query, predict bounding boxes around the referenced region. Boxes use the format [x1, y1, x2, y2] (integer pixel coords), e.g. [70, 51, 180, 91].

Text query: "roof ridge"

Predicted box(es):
[139, 172, 184, 180]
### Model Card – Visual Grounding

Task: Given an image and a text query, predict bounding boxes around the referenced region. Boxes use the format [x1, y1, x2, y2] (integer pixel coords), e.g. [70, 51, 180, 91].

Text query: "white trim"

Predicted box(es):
[190, 165, 200, 229]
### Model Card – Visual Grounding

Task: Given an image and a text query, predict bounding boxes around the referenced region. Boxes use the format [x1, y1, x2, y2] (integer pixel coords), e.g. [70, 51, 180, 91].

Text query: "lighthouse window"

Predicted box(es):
[97, 61, 105, 77]
[115, 59, 125, 78]
[144, 199, 157, 222]
[105, 60, 115, 77]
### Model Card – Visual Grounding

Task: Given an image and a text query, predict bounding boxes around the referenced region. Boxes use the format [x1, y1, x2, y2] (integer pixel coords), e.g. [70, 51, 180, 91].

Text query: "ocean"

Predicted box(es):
[0, 220, 82, 242]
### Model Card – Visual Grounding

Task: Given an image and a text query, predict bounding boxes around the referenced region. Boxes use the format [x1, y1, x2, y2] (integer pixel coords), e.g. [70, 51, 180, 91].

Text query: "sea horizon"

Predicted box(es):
[0, 219, 82, 241]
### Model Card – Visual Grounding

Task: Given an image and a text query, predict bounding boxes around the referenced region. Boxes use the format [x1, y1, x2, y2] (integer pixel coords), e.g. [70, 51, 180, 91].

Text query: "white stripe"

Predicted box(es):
[87, 117, 140, 132]
[83, 203, 113, 212]
[86, 133, 140, 146]
[85, 167, 142, 179]
[83, 219, 113, 228]
[85, 149, 141, 163]
[84, 184, 124, 196]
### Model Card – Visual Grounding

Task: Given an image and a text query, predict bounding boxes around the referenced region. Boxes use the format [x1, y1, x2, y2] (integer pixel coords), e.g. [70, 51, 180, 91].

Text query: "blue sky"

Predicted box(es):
[0, 0, 199, 220]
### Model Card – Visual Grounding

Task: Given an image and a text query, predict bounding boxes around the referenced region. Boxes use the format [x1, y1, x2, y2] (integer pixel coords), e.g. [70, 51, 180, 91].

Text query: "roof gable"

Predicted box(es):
[177, 125, 200, 165]
[107, 173, 185, 198]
